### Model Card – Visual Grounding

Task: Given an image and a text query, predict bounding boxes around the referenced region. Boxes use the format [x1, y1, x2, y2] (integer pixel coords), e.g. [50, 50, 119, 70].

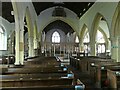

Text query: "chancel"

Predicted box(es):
[0, 0, 120, 89]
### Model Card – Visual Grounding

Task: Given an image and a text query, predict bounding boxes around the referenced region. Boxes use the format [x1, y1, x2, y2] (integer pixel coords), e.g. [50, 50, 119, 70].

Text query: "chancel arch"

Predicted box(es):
[41, 20, 74, 56]
[38, 6, 79, 34]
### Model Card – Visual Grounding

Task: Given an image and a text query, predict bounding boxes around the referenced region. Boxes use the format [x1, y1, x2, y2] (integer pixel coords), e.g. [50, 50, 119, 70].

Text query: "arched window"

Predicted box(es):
[75, 36, 79, 43]
[74, 35, 79, 53]
[83, 32, 90, 43]
[0, 27, 6, 50]
[52, 31, 60, 43]
[96, 30, 106, 54]
[83, 32, 90, 55]
[96, 30, 105, 43]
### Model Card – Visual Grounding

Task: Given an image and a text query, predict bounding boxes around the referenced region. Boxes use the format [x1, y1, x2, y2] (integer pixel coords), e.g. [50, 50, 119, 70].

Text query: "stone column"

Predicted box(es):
[64, 44, 66, 56]
[11, 2, 24, 65]
[80, 43, 84, 52]
[111, 37, 119, 62]
[67, 43, 70, 59]
[14, 29, 20, 65]
[19, 29, 24, 65]
[45, 43, 47, 56]
[54, 44, 55, 56]
[60, 45, 61, 55]
[11, 41, 14, 54]
[34, 38, 38, 56]
[28, 36, 34, 57]
[72, 45, 73, 54]
[14, 23, 24, 65]
[38, 41, 42, 55]
[118, 37, 120, 62]
[34, 38, 38, 49]
[90, 41, 96, 56]
[50, 45, 52, 56]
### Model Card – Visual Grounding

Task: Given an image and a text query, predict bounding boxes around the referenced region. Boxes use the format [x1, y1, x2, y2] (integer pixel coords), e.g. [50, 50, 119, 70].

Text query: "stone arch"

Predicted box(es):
[111, 2, 120, 38]
[39, 6, 78, 34]
[80, 24, 89, 45]
[110, 2, 120, 61]
[43, 20, 75, 44]
[98, 27, 108, 44]
[79, 24, 90, 54]
[90, 12, 110, 55]
[97, 27, 109, 53]
[90, 13, 109, 42]
[25, 7, 33, 37]
[33, 20, 38, 49]
[24, 7, 35, 57]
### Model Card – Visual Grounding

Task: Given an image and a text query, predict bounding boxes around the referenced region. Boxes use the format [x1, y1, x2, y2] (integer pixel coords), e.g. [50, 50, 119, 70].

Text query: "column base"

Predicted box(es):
[14, 62, 20, 65]
[20, 63, 24, 65]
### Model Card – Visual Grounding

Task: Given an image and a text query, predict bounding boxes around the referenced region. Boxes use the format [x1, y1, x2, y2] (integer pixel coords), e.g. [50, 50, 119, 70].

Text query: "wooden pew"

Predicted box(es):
[81, 57, 113, 75]
[1, 56, 68, 75]
[107, 69, 120, 89]
[0, 65, 8, 74]
[1, 85, 85, 90]
[26, 56, 64, 69]
[70, 56, 116, 88]
[1, 73, 73, 79]
[8, 65, 67, 71]
[70, 56, 80, 70]
[1, 72, 84, 87]
[4, 67, 68, 74]
[70, 56, 114, 74]
[25, 60, 61, 66]
[1, 73, 85, 90]
[1, 77, 73, 87]
[93, 63, 120, 88]
[9, 64, 66, 69]
[27, 57, 60, 65]
[1, 56, 85, 90]
[3, 64, 68, 74]
[1, 79, 85, 90]
[0, 55, 15, 64]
